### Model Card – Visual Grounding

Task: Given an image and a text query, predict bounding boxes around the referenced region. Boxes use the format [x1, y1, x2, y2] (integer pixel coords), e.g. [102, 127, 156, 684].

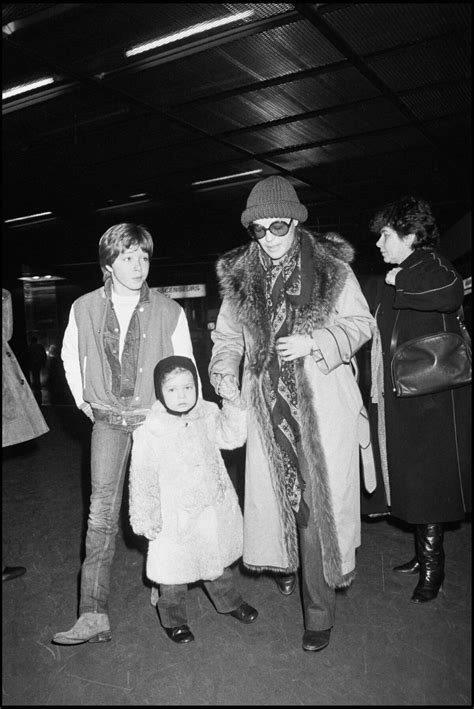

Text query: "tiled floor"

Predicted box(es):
[2, 406, 471, 706]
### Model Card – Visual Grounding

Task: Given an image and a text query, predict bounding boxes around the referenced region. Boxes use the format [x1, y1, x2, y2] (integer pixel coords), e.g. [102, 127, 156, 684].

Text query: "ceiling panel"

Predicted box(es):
[366, 33, 471, 92]
[2, 2, 471, 274]
[168, 67, 379, 133]
[323, 3, 471, 55]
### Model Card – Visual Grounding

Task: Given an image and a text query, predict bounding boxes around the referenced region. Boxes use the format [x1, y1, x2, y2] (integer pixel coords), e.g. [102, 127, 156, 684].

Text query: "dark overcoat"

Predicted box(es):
[2, 289, 49, 447]
[373, 250, 471, 524]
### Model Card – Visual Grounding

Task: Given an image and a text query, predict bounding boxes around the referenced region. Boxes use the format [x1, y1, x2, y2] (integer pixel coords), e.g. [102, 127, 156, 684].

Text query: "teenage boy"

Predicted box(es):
[53, 223, 197, 645]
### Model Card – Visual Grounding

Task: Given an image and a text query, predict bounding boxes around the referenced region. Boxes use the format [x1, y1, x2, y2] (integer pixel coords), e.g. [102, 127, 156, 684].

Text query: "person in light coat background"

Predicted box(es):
[3, 287, 49, 582]
[129, 355, 258, 644]
[208, 176, 376, 653]
[3, 289, 49, 448]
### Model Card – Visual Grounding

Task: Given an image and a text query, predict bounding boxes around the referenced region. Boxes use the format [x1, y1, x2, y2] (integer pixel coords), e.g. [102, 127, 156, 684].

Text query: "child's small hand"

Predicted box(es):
[145, 527, 161, 541]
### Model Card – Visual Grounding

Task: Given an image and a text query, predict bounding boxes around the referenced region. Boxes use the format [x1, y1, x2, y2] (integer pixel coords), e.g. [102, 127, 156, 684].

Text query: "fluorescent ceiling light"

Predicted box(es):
[96, 198, 151, 212]
[5, 211, 54, 224]
[126, 10, 253, 57]
[192, 169, 263, 186]
[129, 192, 149, 198]
[3, 77, 55, 100]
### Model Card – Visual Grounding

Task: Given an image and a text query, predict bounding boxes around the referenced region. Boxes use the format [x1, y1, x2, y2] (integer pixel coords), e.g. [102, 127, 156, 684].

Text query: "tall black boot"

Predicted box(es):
[411, 523, 444, 603]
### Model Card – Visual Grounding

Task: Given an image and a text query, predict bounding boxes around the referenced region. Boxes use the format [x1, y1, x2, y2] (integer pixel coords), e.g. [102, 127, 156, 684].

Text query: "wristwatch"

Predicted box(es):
[309, 340, 323, 362]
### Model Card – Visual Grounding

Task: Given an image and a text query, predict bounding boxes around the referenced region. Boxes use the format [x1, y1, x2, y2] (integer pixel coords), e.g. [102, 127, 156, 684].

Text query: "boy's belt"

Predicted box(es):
[93, 409, 147, 426]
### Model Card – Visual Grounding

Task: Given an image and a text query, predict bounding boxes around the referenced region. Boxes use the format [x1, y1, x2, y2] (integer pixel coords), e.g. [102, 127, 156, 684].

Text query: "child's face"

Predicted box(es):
[161, 370, 196, 412]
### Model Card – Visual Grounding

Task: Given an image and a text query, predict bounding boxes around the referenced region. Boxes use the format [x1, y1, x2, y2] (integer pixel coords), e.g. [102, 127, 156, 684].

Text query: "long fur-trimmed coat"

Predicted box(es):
[129, 398, 246, 585]
[209, 229, 376, 588]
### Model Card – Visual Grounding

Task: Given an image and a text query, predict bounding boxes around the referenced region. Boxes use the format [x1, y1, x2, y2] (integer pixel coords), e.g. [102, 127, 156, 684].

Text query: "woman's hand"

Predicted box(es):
[218, 375, 240, 401]
[213, 372, 240, 399]
[276, 334, 313, 361]
[385, 267, 402, 285]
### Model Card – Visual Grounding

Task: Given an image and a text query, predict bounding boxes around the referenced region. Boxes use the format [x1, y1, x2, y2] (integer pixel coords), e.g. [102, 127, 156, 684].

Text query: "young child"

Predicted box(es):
[129, 355, 258, 644]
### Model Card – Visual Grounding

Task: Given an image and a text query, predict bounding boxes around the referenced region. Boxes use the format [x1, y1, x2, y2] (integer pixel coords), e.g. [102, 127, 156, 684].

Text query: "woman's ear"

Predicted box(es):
[405, 233, 416, 249]
[105, 264, 112, 273]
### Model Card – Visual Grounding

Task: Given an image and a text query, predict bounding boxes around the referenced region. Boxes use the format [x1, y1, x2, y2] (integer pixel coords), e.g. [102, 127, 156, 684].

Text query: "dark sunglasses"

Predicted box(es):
[247, 219, 293, 240]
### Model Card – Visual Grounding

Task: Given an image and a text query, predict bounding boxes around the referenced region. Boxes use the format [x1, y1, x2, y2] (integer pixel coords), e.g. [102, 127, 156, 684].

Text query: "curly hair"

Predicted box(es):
[98, 223, 154, 280]
[369, 195, 439, 250]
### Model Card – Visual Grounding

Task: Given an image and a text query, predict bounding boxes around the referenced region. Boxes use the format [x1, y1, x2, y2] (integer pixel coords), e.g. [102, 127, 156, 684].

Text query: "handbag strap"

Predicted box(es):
[390, 306, 469, 358]
[457, 305, 472, 353]
[389, 310, 401, 357]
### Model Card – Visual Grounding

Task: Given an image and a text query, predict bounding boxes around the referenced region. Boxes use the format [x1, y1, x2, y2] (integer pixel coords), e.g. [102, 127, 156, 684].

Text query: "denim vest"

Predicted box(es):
[74, 279, 182, 414]
[102, 285, 141, 406]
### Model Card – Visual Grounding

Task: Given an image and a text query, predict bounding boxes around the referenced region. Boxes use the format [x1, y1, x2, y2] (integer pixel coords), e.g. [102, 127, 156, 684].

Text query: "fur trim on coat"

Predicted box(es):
[213, 229, 370, 588]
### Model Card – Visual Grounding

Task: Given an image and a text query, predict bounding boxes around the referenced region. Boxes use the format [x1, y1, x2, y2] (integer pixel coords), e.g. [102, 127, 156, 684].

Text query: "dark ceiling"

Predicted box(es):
[2, 2, 472, 283]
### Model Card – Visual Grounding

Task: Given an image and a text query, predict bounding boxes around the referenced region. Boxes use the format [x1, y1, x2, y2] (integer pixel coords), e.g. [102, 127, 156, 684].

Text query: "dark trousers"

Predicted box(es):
[298, 462, 336, 631]
[157, 566, 242, 628]
[30, 367, 42, 404]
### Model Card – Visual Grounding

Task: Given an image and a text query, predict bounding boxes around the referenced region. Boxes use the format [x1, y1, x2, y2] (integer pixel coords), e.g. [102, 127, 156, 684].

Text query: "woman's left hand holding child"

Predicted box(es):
[218, 374, 240, 402]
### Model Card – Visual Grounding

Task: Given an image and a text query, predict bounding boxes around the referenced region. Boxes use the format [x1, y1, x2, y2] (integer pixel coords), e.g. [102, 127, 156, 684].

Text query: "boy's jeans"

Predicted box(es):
[79, 416, 142, 615]
[158, 566, 243, 628]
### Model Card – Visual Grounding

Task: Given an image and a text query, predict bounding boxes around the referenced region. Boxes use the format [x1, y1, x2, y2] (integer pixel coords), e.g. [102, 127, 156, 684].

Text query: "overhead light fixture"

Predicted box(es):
[125, 10, 254, 57]
[96, 198, 151, 213]
[129, 192, 149, 199]
[192, 169, 263, 187]
[3, 77, 55, 100]
[18, 274, 65, 282]
[5, 212, 56, 224]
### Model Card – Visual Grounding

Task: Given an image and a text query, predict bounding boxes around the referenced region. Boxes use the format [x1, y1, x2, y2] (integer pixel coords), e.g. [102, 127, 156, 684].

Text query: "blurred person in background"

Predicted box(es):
[3, 288, 49, 581]
[27, 334, 47, 405]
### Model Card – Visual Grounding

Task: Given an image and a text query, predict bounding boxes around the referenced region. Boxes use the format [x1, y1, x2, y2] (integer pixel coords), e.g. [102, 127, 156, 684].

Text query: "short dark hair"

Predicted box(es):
[98, 223, 153, 280]
[370, 195, 439, 250]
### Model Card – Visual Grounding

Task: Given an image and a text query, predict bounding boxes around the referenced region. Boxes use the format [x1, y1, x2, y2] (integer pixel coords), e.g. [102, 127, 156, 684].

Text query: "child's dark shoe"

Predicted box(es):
[164, 624, 195, 643]
[226, 601, 258, 624]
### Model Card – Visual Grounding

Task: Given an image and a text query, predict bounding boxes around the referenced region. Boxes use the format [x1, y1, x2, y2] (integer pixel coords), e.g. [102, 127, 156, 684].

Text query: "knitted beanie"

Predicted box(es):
[241, 175, 308, 228]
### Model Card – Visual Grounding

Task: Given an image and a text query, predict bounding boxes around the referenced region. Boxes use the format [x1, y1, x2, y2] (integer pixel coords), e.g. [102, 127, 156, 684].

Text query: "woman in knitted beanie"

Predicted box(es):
[209, 175, 376, 652]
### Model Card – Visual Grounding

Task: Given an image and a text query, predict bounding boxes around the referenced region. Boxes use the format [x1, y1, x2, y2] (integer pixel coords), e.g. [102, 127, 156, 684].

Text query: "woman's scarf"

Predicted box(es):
[258, 234, 310, 525]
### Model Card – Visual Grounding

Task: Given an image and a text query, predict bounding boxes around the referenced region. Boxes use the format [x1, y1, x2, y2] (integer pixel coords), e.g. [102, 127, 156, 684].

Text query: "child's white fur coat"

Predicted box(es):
[129, 398, 246, 584]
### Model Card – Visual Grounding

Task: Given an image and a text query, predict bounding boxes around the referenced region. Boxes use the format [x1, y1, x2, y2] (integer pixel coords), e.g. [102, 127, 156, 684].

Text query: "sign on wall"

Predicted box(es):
[156, 283, 206, 299]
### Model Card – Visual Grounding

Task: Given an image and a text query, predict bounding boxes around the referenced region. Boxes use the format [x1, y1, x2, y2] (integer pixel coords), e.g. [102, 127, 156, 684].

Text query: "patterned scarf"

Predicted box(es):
[259, 235, 310, 525]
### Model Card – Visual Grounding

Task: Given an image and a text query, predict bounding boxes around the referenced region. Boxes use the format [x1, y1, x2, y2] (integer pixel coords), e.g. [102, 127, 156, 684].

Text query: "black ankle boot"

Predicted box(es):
[393, 556, 420, 574]
[411, 523, 444, 603]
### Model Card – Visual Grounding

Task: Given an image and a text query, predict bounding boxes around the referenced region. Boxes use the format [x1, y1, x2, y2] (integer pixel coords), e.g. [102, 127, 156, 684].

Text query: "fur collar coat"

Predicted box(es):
[209, 229, 376, 588]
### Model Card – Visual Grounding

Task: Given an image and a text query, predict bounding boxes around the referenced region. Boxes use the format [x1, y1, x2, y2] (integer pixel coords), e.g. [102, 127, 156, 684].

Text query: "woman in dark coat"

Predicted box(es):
[369, 196, 471, 603]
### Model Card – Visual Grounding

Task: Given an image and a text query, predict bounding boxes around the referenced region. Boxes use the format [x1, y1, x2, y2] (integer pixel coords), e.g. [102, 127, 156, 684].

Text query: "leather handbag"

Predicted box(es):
[390, 307, 472, 397]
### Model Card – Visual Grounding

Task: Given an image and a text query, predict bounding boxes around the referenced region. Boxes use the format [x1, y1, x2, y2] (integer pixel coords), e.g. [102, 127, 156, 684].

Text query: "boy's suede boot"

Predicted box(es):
[52, 612, 111, 644]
